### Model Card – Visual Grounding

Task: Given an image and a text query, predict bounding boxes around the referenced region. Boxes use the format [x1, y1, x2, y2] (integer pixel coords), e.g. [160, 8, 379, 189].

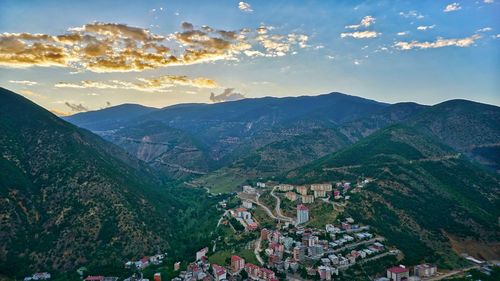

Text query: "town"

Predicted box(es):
[24, 180, 497, 281]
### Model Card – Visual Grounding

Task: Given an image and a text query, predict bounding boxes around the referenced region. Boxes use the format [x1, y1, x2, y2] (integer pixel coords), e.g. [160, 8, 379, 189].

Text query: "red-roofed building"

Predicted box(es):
[231, 255, 245, 272]
[247, 222, 258, 231]
[387, 266, 409, 281]
[260, 268, 276, 280]
[212, 264, 227, 281]
[84, 276, 104, 281]
[245, 263, 260, 278]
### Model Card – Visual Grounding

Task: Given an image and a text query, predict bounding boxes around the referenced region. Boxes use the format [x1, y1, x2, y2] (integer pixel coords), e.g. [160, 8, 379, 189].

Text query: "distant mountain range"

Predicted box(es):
[0, 88, 220, 278]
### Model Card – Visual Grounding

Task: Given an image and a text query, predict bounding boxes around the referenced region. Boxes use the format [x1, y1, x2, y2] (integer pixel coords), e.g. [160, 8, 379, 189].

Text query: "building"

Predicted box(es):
[261, 228, 269, 240]
[256, 182, 266, 188]
[301, 195, 314, 204]
[277, 184, 294, 192]
[174, 261, 181, 271]
[293, 246, 305, 261]
[313, 190, 326, 198]
[318, 266, 332, 280]
[231, 255, 245, 272]
[297, 204, 309, 224]
[310, 183, 333, 192]
[196, 247, 208, 261]
[212, 264, 227, 281]
[285, 191, 297, 201]
[242, 201, 253, 209]
[154, 273, 161, 281]
[296, 185, 308, 195]
[243, 185, 256, 194]
[387, 266, 409, 281]
[414, 264, 437, 278]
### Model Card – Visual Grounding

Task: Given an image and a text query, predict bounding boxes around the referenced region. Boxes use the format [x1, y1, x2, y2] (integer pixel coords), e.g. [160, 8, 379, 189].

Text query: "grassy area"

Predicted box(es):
[306, 201, 340, 228]
[199, 171, 246, 194]
[253, 206, 277, 229]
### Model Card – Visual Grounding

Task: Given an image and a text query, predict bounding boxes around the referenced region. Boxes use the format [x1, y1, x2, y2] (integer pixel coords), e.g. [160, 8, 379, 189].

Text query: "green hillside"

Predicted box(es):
[0, 88, 221, 279]
[287, 125, 500, 267]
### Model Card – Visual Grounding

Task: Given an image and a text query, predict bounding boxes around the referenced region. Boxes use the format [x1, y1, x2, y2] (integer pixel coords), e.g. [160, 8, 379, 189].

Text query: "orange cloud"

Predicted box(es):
[0, 22, 309, 72]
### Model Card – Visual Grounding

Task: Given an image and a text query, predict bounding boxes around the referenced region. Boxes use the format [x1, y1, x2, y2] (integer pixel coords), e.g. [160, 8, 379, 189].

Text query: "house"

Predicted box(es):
[387, 266, 409, 281]
[196, 247, 209, 261]
[285, 191, 297, 201]
[231, 255, 245, 272]
[174, 261, 181, 271]
[247, 222, 258, 231]
[212, 264, 227, 281]
[153, 273, 161, 281]
[414, 264, 437, 278]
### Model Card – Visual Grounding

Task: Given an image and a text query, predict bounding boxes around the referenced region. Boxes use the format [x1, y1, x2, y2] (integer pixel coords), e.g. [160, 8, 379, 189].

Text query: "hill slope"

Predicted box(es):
[0, 88, 220, 278]
[287, 125, 500, 266]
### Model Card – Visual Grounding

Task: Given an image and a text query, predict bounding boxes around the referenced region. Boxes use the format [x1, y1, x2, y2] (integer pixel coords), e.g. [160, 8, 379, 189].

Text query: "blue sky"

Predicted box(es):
[0, 0, 498, 114]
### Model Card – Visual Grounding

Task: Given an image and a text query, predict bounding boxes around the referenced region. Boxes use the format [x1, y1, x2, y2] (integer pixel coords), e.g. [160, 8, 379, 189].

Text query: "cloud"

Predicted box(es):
[19, 89, 45, 99]
[209, 88, 246, 103]
[476, 27, 492, 33]
[50, 109, 70, 116]
[238, 2, 253, 12]
[55, 75, 218, 93]
[397, 31, 409, 36]
[341, 31, 380, 39]
[0, 22, 309, 72]
[345, 16, 376, 29]
[9, 80, 38, 86]
[417, 25, 436, 31]
[484, 0, 494, 3]
[394, 34, 481, 50]
[399, 10, 424, 19]
[444, 3, 462, 12]
[65, 102, 88, 112]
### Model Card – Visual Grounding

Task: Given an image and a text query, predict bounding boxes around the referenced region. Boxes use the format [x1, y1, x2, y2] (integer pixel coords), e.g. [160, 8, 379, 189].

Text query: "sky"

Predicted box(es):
[0, 0, 499, 115]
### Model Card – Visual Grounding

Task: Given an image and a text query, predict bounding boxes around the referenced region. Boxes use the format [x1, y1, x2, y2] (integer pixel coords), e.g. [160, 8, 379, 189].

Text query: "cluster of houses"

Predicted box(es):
[275, 180, 365, 205]
[254, 217, 392, 280]
[375, 263, 438, 281]
[124, 254, 165, 270]
[230, 203, 259, 231]
[23, 272, 51, 281]
[170, 247, 278, 281]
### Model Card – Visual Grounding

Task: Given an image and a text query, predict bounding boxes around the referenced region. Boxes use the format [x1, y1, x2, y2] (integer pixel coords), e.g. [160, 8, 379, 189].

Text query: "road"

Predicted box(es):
[323, 153, 461, 172]
[270, 186, 296, 224]
[425, 265, 480, 281]
[254, 237, 264, 265]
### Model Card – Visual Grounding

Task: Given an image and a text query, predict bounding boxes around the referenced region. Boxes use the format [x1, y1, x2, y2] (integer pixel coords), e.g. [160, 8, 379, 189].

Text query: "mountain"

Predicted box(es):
[0, 88, 220, 278]
[64, 103, 157, 131]
[196, 102, 427, 192]
[66, 93, 389, 178]
[406, 100, 500, 171]
[286, 122, 500, 266]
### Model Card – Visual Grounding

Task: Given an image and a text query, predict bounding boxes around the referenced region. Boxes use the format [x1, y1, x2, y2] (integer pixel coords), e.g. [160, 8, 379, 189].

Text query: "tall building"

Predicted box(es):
[296, 204, 309, 224]
[231, 255, 245, 272]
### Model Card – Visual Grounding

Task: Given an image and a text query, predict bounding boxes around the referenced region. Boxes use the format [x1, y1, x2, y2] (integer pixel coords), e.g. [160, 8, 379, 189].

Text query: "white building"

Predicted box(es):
[296, 204, 309, 224]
